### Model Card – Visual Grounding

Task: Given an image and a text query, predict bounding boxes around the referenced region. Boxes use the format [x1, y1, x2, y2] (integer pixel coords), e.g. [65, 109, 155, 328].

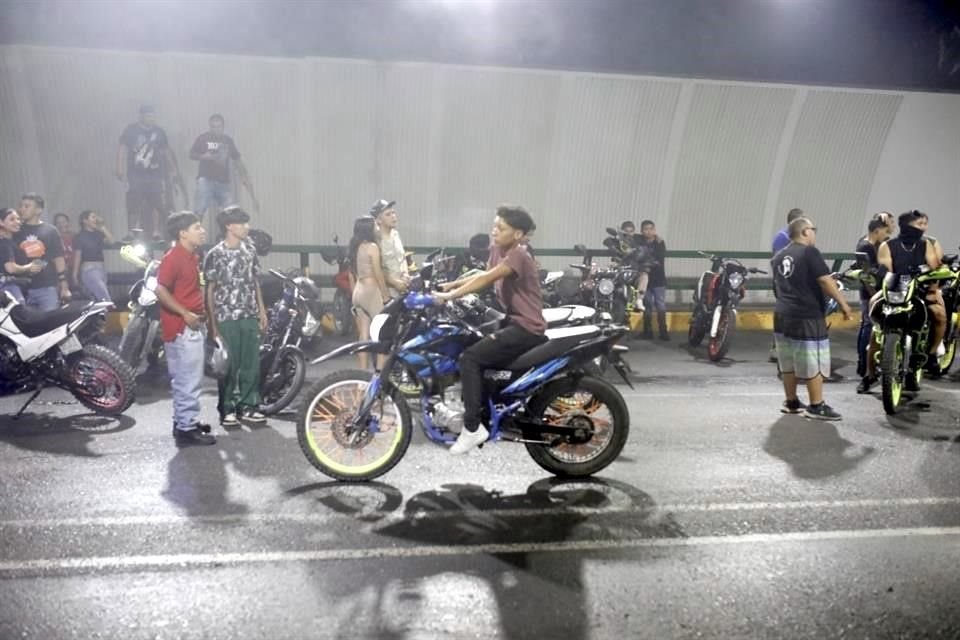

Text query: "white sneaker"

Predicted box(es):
[936, 341, 946, 358]
[449, 425, 489, 455]
[635, 296, 646, 312]
[221, 412, 239, 427]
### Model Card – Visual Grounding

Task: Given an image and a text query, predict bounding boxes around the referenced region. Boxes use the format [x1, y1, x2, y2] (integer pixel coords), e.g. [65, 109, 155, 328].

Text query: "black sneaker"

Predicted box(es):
[637, 331, 653, 340]
[659, 333, 671, 342]
[171, 422, 212, 436]
[856, 376, 876, 394]
[904, 373, 920, 392]
[174, 427, 216, 446]
[781, 399, 805, 414]
[804, 403, 842, 421]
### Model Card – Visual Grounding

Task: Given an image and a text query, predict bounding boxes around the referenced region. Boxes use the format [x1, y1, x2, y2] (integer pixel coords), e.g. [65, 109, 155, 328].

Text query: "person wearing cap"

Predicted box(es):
[369, 200, 409, 295]
[203, 207, 269, 428]
[117, 105, 185, 240]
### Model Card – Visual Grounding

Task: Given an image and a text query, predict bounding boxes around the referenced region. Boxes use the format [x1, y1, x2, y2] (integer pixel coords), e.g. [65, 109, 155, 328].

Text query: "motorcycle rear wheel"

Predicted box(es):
[881, 331, 905, 415]
[260, 349, 307, 415]
[687, 309, 707, 347]
[297, 369, 412, 481]
[524, 375, 630, 477]
[67, 345, 136, 415]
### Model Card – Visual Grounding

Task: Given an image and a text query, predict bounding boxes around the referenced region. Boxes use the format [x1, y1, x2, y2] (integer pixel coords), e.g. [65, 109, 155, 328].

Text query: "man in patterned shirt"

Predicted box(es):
[203, 207, 269, 427]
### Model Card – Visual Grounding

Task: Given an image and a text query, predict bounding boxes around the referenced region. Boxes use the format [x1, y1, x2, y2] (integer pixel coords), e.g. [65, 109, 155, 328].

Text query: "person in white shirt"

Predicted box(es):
[369, 199, 409, 295]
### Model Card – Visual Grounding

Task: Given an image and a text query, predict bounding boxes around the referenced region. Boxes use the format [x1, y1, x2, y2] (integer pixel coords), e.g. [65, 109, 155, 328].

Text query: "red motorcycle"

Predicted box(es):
[320, 235, 355, 338]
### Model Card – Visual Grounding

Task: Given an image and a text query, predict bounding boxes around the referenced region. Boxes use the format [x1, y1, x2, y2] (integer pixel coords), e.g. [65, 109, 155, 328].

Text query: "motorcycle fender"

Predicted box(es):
[268, 344, 304, 375]
[709, 305, 723, 338]
[309, 340, 389, 365]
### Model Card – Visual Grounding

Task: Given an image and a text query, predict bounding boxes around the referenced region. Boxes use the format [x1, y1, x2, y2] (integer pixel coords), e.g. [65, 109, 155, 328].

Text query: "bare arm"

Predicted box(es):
[926, 239, 942, 270]
[443, 264, 512, 300]
[234, 158, 259, 212]
[71, 249, 82, 284]
[100, 227, 114, 245]
[205, 282, 219, 338]
[817, 274, 852, 320]
[877, 242, 893, 272]
[157, 284, 205, 329]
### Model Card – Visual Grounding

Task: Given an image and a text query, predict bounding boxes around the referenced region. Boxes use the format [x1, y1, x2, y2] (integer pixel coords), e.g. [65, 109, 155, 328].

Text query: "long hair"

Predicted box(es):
[348, 216, 377, 276]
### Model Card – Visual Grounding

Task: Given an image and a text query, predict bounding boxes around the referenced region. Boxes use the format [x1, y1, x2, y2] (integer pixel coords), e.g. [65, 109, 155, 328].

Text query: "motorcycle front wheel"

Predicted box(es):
[297, 369, 412, 481]
[937, 313, 959, 375]
[707, 307, 735, 361]
[524, 375, 630, 477]
[260, 349, 307, 415]
[66, 345, 136, 415]
[118, 312, 147, 369]
[881, 331, 906, 415]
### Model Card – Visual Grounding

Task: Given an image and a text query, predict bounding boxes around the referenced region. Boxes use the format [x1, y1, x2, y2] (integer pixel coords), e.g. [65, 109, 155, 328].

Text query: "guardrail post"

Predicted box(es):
[300, 252, 310, 275]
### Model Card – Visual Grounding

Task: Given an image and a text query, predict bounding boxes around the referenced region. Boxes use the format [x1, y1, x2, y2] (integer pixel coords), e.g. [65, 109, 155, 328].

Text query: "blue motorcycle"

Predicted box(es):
[295, 253, 634, 481]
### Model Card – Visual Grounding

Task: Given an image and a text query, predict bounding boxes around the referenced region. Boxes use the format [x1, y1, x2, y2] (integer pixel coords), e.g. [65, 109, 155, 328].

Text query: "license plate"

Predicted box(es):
[60, 334, 82, 355]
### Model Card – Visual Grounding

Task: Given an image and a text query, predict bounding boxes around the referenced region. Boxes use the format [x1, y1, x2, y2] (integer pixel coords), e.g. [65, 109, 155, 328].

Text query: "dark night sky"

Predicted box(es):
[2, 0, 959, 91]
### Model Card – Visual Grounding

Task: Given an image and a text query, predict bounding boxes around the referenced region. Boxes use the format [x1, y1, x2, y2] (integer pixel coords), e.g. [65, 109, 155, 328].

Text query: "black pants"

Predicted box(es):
[126, 190, 165, 237]
[461, 324, 546, 432]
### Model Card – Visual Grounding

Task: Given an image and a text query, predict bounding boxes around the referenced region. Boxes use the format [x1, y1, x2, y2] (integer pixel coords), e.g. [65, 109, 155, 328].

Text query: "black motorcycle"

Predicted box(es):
[688, 251, 766, 361]
[257, 269, 324, 415]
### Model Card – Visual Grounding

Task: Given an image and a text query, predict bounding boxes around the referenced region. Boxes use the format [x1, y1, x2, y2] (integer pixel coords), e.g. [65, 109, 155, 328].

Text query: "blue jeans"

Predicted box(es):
[856, 302, 872, 377]
[194, 177, 233, 219]
[165, 327, 206, 431]
[80, 263, 111, 302]
[643, 286, 667, 313]
[26, 286, 59, 311]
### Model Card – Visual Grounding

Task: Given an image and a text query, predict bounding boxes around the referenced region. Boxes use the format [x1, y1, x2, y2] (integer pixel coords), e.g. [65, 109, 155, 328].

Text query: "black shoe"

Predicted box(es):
[856, 376, 877, 394]
[172, 422, 212, 435]
[174, 427, 216, 446]
[904, 374, 919, 392]
[804, 402, 842, 421]
[658, 333, 670, 342]
[639, 331, 653, 340]
[781, 398, 806, 414]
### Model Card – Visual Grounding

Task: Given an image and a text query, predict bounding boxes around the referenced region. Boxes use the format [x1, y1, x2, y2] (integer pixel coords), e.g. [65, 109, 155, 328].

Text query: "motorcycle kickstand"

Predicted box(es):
[13, 386, 44, 420]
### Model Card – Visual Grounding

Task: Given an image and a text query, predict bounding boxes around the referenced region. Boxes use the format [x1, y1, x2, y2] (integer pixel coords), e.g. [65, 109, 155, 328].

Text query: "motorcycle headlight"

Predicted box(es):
[598, 278, 615, 296]
[886, 291, 906, 304]
[728, 273, 744, 290]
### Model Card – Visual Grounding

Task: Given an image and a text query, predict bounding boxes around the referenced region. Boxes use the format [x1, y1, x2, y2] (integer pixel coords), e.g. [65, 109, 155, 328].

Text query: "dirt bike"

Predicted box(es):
[873, 262, 957, 414]
[688, 251, 766, 361]
[295, 253, 632, 481]
[0, 282, 135, 417]
[319, 235, 354, 338]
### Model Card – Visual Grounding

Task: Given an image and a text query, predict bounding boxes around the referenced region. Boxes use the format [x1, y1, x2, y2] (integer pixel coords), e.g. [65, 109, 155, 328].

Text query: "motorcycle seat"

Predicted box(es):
[505, 326, 601, 371]
[542, 305, 595, 326]
[8, 302, 91, 338]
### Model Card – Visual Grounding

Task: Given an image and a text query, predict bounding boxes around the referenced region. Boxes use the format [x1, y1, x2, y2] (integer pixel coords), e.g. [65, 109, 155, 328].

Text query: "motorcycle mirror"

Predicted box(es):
[605, 227, 619, 237]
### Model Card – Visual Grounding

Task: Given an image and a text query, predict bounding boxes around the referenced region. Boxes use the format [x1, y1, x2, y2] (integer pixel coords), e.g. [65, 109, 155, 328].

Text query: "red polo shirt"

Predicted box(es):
[157, 243, 204, 342]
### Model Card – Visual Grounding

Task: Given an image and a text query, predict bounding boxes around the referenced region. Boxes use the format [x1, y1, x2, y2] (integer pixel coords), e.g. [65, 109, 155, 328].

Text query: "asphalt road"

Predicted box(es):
[2, 330, 960, 639]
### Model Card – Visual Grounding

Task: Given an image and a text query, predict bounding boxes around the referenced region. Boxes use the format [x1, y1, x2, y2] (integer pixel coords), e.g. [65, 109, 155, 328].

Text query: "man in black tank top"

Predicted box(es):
[874, 210, 946, 374]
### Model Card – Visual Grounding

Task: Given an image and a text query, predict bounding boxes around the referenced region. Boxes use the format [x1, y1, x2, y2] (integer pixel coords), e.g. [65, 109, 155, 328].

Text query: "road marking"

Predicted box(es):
[2, 526, 959, 575]
[3, 496, 960, 529]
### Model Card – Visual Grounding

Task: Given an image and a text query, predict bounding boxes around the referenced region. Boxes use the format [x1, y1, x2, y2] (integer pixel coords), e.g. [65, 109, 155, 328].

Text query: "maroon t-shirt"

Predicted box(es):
[489, 244, 545, 335]
[157, 243, 204, 342]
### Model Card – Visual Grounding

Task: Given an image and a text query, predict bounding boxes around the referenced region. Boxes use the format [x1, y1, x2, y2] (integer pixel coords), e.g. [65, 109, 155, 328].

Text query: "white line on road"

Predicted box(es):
[3, 496, 960, 529]
[2, 526, 959, 575]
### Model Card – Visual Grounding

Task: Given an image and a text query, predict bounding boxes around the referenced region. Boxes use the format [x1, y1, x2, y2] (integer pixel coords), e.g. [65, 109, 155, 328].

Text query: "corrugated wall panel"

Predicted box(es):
[543, 75, 681, 248]
[776, 91, 902, 252]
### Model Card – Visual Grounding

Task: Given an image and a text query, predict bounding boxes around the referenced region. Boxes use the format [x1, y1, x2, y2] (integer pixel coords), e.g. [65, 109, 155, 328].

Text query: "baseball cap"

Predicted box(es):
[369, 199, 396, 218]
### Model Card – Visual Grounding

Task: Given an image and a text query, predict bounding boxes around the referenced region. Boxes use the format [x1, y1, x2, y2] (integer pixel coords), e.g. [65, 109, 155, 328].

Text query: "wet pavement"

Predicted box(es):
[2, 331, 960, 639]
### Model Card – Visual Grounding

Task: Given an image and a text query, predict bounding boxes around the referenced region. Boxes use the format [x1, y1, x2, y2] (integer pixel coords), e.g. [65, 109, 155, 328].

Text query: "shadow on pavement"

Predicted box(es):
[0, 412, 136, 458]
[162, 442, 249, 517]
[763, 416, 875, 479]
[880, 386, 960, 442]
[284, 476, 683, 640]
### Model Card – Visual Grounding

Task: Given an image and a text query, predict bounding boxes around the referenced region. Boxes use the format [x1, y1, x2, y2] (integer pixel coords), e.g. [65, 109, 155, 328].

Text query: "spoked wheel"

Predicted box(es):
[524, 376, 630, 477]
[66, 345, 136, 415]
[260, 349, 307, 415]
[688, 309, 707, 347]
[881, 331, 906, 415]
[707, 308, 734, 361]
[296, 369, 412, 481]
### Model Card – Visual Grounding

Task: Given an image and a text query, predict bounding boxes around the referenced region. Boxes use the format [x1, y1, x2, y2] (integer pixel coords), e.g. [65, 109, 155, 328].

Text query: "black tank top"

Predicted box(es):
[888, 236, 927, 276]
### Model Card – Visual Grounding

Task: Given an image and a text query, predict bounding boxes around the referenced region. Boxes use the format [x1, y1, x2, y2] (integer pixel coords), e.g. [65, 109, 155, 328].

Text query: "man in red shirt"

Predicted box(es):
[435, 204, 547, 454]
[156, 211, 215, 445]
